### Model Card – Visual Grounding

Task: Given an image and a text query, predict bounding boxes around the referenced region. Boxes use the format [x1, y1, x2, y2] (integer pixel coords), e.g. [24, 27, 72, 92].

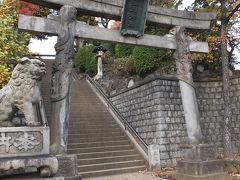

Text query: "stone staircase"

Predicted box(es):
[67, 78, 146, 178]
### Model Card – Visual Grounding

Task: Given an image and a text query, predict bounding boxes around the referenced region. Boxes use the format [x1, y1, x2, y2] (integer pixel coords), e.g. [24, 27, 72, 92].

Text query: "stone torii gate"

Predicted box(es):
[19, 0, 215, 155]
[18, 1, 221, 179]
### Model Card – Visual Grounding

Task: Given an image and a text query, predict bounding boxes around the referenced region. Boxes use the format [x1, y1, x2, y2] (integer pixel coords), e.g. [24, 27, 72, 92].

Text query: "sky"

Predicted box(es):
[28, 36, 57, 56]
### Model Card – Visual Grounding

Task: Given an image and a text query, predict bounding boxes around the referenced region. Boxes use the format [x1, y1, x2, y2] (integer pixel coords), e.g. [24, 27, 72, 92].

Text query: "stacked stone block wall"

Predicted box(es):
[110, 78, 187, 166]
[109, 76, 240, 166]
[195, 78, 240, 153]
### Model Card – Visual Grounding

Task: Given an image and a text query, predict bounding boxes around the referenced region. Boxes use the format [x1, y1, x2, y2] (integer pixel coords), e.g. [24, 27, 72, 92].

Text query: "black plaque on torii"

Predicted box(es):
[120, 0, 149, 37]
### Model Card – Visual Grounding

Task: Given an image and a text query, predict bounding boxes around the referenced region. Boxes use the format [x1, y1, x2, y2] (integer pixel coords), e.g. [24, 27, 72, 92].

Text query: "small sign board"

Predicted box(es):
[120, 0, 149, 37]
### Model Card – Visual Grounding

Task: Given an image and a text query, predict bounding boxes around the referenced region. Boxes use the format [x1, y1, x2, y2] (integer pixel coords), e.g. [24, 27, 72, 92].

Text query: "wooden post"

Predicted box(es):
[50, 5, 77, 154]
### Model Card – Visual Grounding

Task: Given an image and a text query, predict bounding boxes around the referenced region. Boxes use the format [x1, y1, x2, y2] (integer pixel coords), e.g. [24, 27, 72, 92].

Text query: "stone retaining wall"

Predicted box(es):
[196, 78, 240, 153]
[109, 76, 240, 166]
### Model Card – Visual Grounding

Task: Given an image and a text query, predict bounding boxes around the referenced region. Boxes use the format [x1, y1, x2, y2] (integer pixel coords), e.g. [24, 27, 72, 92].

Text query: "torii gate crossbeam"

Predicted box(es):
[22, 0, 216, 30]
[18, 15, 209, 53]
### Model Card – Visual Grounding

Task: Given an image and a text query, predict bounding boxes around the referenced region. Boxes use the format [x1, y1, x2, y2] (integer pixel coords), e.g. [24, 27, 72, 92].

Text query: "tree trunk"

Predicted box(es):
[221, 0, 233, 158]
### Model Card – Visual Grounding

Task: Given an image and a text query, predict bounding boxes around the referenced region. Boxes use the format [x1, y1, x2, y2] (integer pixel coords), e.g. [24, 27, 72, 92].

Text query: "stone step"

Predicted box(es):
[69, 116, 114, 122]
[78, 154, 143, 166]
[71, 110, 108, 113]
[68, 127, 122, 135]
[67, 127, 121, 134]
[68, 124, 118, 131]
[76, 149, 138, 159]
[80, 165, 146, 178]
[70, 117, 109, 121]
[68, 121, 117, 126]
[68, 136, 127, 144]
[70, 102, 102, 105]
[68, 132, 123, 139]
[71, 95, 100, 97]
[71, 102, 101, 105]
[70, 111, 109, 116]
[71, 100, 102, 102]
[68, 120, 117, 125]
[67, 145, 133, 154]
[78, 160, 145, 173]
[68, 140, 130, 149]
[70, 113, 112, 116]
[66, 79, 147, 178]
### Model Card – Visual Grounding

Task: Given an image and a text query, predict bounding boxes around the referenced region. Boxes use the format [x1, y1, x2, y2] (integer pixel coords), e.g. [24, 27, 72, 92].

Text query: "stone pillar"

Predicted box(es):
[173, 26, 231, 180]
[50, 5, 80, 180]
[173, 26, 202, 144]
[50, 5, 76, 155]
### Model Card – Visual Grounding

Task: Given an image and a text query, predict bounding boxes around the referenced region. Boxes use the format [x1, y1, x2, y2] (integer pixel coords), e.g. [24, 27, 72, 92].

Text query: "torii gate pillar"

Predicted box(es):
[50, 5, 76, 155]
[173, 26, 203, 144]
[173, 26, 230, 180]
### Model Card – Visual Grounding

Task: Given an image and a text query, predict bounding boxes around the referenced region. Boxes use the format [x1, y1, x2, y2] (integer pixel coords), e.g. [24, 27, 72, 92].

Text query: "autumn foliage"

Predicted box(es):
[190, 0, 239, 66]
[19, 1, 40, 16]
[19, 1, 49, 17]
[0, 0, 31, 88]
[110, 21, 121, 30]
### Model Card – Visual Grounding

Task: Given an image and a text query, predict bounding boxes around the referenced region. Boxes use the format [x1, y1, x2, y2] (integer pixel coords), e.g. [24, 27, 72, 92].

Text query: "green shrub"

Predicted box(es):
[133, 47, 171, 75]
[125, 55, 134, 75]
[133, 47, 159, 75]
[102, 42, 116, 55]
[85, 56, 97, 76]
[113, 57, 126, 76]
[74, 45, 97, 76]
[113, 56, 134, 76]
[115, 44, 134, 58]
[102, 51, 114, 64]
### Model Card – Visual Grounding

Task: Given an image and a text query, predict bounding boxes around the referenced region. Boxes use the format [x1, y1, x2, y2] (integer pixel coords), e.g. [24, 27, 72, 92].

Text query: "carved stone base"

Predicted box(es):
[177, 144, 231, 180]
[180, 144, 216, 161]
[56, 154, 81, 180]
[178, 160, 225, 176]
[0, 127, 49, 157]
[0, 155, 58, 178]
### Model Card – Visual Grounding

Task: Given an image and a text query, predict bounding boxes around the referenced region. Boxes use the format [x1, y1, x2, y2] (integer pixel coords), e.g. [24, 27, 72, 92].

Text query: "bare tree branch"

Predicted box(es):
[226, 3, 240, 23]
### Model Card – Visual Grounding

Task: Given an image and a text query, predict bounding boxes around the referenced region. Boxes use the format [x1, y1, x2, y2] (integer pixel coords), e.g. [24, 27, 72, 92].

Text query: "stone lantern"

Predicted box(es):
[93, 44, 107, 80]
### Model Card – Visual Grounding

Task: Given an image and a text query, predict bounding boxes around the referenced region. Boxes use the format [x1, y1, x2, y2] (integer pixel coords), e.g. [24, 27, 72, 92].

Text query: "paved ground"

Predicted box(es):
[85, 172, 164, 180]
[4, 172, 164, 180]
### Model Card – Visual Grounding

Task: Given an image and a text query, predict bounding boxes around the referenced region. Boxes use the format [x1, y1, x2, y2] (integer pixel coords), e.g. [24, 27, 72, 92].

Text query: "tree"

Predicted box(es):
[149, 0, 176, 8]
[19, 1, 40, 15]
[0, 0, 31, 88]
[98, 18, 110, 28]
[220, 0, 240, 158]
[190, 0, 239, 67]
[19, 0, 49, 17]
[191, 0, 240, 158]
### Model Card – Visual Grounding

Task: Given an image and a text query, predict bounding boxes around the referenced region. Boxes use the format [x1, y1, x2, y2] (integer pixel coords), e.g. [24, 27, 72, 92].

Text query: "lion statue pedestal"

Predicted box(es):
[0, 58, 59, 178]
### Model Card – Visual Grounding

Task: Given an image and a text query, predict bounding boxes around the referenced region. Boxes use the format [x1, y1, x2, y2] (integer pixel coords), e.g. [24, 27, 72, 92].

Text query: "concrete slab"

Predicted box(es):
[84, 172, 163, 180]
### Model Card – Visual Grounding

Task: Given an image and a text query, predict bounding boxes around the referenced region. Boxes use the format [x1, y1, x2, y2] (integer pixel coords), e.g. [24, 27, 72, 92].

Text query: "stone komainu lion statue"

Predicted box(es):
[0, 57, 46, 127]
